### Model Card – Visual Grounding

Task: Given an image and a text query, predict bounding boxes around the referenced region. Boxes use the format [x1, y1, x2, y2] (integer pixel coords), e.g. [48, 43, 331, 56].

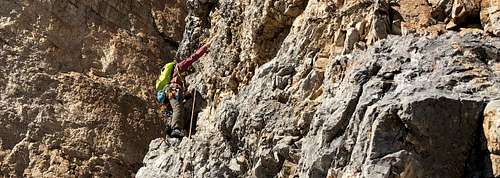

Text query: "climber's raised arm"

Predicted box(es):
[174, 41, 211, 75]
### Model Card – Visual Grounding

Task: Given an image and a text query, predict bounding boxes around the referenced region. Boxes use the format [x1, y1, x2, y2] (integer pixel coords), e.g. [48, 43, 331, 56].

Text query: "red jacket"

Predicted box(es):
[170, 45, 209, 85]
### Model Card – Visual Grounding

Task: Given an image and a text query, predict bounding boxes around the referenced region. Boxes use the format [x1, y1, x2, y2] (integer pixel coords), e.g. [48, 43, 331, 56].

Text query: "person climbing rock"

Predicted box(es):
[155, 39, 212, 138]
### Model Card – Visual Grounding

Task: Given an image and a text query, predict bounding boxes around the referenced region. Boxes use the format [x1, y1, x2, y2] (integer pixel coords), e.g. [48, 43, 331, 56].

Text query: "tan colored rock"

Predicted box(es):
[366, 0, 390, 45]
[396, 0, 460, 36]
[481, 0, 500, 36]
[484, 101, 500, 153]
[314, 54, 330, 72]
[355, 20, 367, 38]
[484, 100, 500, 176]
[334, 29, 347, 47]
[151, 0, 187, 42]
[492, 154, 500, 177]
[336, 0, 345, 7]
[0, 0, 183, 177]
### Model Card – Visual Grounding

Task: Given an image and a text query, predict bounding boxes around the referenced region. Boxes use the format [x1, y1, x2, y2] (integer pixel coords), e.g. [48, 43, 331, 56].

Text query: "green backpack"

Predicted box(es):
[155, 61, 176, 92]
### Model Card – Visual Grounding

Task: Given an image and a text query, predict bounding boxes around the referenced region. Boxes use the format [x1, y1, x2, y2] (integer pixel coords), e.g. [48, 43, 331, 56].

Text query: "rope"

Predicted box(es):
[189, 88, 196, 139]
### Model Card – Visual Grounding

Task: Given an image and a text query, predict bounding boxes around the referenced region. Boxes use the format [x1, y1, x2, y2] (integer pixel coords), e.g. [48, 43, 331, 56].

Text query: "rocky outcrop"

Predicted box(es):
[0, 0, 186, 177]
[481, 0, 500, 36]
[136, 0, 500, 177]
[1, 0, 500, 177]
[138, 30, 500, 177]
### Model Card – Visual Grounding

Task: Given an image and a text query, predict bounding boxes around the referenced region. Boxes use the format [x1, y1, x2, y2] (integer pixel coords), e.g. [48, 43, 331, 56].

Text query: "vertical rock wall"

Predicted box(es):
[137, 0, 500, 177]
[1, 0, 500, 177]
[0, 0, 187, 177]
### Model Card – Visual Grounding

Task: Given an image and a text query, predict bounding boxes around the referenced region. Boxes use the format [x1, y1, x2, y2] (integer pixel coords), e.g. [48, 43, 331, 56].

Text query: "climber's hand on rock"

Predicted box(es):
[200, 42, 210, 52]
[202, 42, 211, 49]
[203, 37, 215, 48]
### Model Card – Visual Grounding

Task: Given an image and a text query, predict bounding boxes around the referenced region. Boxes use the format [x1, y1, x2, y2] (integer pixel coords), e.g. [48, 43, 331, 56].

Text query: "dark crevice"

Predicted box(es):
[392, 112, 409, 146]
[464, 104, 493, 178]
[159, 32, 180, 49]
[470, 45, 494, 65]
[0, 37, 10, 47]
[388, 6, 403, 35]
[448, 12, 483, 30]
[148, 9, 180, 50]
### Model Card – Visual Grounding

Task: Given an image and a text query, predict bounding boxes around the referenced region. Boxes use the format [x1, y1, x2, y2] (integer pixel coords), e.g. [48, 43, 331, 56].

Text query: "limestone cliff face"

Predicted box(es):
[0, 0, 185, 177]
[1, 0, 500, 178]
[138, 0, 500, 178]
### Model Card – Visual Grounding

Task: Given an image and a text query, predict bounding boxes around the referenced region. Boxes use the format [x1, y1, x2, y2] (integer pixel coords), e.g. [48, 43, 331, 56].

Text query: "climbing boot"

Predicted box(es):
[170, 128, 185, 138]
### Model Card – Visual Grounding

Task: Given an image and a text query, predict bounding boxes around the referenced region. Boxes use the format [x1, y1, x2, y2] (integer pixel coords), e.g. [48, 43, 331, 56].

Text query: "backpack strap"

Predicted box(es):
[174, 64, 187, 90]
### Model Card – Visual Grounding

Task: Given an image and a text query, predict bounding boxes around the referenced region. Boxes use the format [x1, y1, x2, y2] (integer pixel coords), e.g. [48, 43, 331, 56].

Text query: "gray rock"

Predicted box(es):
[5, 0, 500, 177]
[342, 27, 360, 54]
[138, 26, 500, 178]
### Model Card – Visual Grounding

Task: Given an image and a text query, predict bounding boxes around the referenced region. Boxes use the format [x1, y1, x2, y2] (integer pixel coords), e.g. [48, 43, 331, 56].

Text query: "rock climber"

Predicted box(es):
[155, 39, 212, 138]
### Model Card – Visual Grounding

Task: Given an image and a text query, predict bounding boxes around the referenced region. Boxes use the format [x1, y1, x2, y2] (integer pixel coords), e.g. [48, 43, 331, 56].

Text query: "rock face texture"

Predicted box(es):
[138, 33, 500, 177]
[1, 0, 500, 178]
[0, 0, 186, 177]
[136, 0, 500, 178]
[481, 0, 500, 36]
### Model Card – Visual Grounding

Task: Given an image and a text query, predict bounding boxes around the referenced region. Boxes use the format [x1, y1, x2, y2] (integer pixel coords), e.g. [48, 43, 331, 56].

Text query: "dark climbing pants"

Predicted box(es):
[169, 98, 185, 130]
